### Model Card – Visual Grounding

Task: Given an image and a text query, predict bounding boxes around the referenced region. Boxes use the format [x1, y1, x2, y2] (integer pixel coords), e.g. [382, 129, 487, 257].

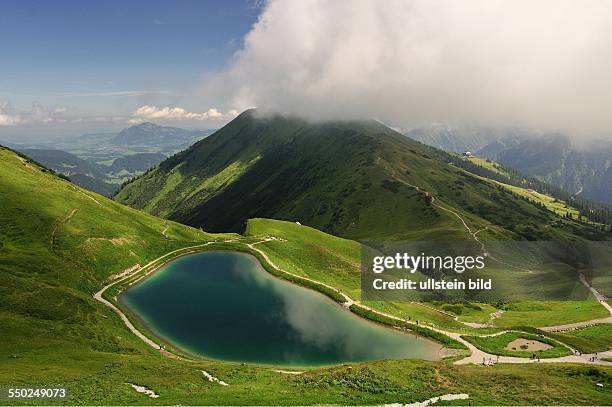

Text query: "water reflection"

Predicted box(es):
[120, 251, 441, 366]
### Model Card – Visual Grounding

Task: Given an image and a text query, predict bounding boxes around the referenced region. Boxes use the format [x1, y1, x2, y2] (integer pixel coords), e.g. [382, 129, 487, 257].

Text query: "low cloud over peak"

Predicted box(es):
[129, 105, 237, 124]
[200, 0, 612, 138]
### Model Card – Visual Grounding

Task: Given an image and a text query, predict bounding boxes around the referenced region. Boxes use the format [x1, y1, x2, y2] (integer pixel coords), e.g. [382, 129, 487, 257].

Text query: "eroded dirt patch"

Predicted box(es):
[84, 236, 132, 246]
[506, 338, 552, 352]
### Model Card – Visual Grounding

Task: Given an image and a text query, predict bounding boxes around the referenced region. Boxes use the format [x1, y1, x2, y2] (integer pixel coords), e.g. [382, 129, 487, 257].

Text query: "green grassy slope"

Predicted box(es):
[0, 145, 226, 286]
[116, 110, 605, 241]
[468, 156, 604, 224]
[245, 218, 464, 330]
[245, 218, 362, 296]
[245, 219, 608, 332]
[1, 152, 610, 405]
[0, 146, 233, 398]
[547, 324, 612, 353]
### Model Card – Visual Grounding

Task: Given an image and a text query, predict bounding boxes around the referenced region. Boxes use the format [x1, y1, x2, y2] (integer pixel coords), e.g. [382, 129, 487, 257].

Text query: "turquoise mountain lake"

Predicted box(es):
[119, 251, 442, 366]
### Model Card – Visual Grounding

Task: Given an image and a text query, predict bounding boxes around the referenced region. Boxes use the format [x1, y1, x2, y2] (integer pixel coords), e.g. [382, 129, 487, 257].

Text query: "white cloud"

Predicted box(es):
[198, 0, 612, 137]
[0, 101, 239, 128]
[0, 103, 21, 126]
[130, 105, 236, 123]
[0, 102, 69, 126]
[206, 108, 223, 118]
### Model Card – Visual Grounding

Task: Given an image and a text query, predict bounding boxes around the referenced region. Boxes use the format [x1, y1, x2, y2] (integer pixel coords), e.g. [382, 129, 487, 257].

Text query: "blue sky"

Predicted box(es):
[0, 0, 260, 136]
[2, 1, 611, 140]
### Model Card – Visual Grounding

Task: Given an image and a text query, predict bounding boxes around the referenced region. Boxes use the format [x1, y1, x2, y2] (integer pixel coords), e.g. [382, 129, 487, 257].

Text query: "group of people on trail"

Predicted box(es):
[480, 350, 606, 366]
[482, 356, 499, 366]
[405, 317, 420, 326]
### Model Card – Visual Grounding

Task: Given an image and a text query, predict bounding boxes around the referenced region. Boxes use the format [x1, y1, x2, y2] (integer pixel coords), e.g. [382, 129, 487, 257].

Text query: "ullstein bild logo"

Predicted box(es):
[360, 240, 612, 302]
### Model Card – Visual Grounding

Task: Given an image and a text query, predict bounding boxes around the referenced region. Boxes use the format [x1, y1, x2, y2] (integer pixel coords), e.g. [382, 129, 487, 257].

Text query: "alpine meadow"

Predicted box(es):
[1, 1, 612, 406]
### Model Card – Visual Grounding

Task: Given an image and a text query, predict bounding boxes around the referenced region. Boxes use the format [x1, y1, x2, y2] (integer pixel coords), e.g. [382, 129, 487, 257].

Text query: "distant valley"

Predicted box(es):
[2, 122, 214, 196]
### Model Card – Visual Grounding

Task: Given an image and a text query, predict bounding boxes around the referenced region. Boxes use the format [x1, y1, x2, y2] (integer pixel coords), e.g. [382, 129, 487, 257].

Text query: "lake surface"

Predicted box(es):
[119, 251, 442, 366]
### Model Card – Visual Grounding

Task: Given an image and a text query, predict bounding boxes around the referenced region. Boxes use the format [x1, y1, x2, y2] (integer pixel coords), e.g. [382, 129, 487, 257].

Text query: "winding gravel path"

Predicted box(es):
[540, 273, 612, 332]
[248, 238, 354, 304]
[247, 238, 612, 366]
[50, 208, 78, 252]
[95, 238, 612, 367]
[93, 241, 225, 359]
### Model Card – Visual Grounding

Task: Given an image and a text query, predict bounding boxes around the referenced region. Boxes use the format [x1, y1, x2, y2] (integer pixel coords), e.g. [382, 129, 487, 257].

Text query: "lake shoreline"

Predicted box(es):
[117, 249, 445, 366]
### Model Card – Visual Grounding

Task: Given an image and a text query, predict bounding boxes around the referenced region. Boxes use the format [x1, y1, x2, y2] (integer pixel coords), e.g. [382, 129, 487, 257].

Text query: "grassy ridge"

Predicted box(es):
[116, 110, 609, 241]
[245, 218, 362, 297]
[348, 305, 467, 350]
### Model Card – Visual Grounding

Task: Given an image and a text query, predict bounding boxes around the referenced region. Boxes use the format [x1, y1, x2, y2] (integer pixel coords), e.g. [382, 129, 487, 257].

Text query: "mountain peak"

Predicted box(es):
[227, 108, 398, 138]
[131, 121, 159, 129]
[116, 111, 596, 241]
[112, 121, 203, 147]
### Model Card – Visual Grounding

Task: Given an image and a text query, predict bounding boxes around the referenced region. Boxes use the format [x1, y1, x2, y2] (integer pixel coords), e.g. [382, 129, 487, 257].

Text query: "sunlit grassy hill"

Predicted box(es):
[0, 145, 235, 400]
[0, 145, 223, 288]
[466, 156, 604, 224]
[245, 218, 608, 332]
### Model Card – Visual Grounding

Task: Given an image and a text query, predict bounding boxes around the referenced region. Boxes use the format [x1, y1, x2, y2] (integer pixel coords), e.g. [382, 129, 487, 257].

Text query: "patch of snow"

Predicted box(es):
[129, 383, 159, 398]
[386, 393, 469, 407]
[272, 369, 304, 375]
[202, 370, 229, 386]
[107, 264, 140, 282]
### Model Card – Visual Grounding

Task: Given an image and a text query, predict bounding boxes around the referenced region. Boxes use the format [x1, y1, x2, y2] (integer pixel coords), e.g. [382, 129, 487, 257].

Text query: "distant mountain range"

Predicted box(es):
[404, 124, 532, 154]
[407, 126, 612, 205]
[115, 110, 609, 241]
